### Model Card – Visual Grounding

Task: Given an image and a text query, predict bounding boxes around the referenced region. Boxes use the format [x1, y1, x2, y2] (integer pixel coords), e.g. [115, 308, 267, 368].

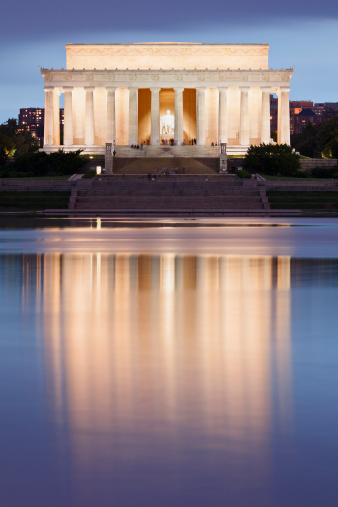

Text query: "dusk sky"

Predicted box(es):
[1, 0, 337, 124]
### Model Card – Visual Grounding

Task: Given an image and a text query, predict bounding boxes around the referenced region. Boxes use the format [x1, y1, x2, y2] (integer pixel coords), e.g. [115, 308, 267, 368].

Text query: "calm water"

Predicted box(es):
[1, 217, 338, 506]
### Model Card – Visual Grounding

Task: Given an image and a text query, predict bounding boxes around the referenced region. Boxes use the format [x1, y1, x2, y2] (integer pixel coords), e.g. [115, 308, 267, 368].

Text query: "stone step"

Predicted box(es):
[75, 204, 264, 210]
[112, 156, 220, 174]
[77, 191, 261, 198]
[115, 145, 220, 158]
[76, 197, 262, 204]
[74, 197, 263, 210]
[89, 183, 243, 191]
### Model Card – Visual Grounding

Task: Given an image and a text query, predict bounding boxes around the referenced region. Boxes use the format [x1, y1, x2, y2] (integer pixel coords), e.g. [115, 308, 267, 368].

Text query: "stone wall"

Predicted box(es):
[300, 159, 337, 170]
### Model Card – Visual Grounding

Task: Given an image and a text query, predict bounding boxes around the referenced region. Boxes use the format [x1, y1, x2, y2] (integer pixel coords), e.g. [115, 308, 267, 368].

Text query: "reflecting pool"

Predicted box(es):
[1, 217, 338, 506]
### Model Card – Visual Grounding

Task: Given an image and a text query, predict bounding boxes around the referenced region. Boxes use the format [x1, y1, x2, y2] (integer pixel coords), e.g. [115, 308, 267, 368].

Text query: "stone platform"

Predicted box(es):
[41, 145, 249, 157]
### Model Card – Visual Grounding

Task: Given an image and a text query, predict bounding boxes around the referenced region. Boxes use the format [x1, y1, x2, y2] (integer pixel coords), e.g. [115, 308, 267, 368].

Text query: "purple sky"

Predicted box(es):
[1, 0, 337, 123]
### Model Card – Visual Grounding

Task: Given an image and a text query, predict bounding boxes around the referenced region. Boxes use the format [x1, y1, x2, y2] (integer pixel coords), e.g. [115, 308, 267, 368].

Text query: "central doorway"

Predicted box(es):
[160, 89, 175, 145]
[137, 88, 197, 145]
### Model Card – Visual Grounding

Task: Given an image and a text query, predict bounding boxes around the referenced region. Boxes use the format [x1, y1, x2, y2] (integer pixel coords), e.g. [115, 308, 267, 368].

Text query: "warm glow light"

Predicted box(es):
[96, 166, 102, 175]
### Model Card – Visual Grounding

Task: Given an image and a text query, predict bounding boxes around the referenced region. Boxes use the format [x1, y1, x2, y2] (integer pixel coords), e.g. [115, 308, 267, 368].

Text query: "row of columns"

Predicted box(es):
[44, 85, 291, 147]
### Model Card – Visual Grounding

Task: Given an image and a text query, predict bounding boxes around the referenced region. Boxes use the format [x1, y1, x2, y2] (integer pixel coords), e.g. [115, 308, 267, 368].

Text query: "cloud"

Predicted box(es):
[2, 0, 338, 44]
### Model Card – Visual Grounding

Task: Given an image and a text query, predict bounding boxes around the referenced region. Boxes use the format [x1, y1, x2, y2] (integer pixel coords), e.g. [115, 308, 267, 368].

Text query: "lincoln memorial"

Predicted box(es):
[41, 43, 293, 155]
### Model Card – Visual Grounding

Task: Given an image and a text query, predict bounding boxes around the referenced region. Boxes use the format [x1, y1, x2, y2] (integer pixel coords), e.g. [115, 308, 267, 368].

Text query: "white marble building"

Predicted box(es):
[41, 43, 293, 154]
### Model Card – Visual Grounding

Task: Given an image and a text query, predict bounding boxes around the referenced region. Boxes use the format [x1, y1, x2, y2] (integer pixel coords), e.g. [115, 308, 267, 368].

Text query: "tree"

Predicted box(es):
[322, 138, 338, 159]
[0, 118, 39, 158]
[0, 134, 16, 165]
[0, 118, 18, 138]
[291, 122, 317, 157]
[244, 143, 300, 176]
[8, 149, 86, 177]
[291, 117, 338, 158]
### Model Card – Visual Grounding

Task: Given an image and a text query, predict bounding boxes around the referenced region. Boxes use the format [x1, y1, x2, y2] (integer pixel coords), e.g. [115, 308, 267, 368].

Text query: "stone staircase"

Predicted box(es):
[70, 177, 266, 212]
[113, 157, 220, 174]
[115, 145, 219, 158]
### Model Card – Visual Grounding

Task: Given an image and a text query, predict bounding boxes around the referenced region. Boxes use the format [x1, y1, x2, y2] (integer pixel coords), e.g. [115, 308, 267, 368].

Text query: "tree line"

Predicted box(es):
[291, 117, 338, 159]
[0, 119, 85, 177]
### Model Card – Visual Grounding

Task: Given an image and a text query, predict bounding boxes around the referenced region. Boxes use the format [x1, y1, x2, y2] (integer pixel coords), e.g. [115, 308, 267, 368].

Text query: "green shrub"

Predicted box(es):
[311, 166, 337, 178]
[245, 143, 300, 176]
[295, 171, 312, 178]
[236, 169, 252, 179]
[83, 169, 96, 178]
[5, 149, 86, 177]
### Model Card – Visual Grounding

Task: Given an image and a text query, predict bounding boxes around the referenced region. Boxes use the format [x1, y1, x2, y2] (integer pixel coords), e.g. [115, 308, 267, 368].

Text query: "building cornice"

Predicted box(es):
[41, 68, 293, 88]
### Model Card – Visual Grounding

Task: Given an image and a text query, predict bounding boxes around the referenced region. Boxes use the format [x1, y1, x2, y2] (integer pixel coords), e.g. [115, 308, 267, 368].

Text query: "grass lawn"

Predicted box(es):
[0, 176, 71, 180]
[267, 191, 338, 210]
[0, 192, 71, 211]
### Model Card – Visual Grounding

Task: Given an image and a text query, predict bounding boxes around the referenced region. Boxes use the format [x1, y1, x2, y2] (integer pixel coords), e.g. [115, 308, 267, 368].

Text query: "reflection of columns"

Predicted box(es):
[277, 256, 291, 290]
[106, 87, 116, 144]
[44, 88, 54, 145]
[261, 87, 271, 144]
[151, 88, 160, 146]
[85, 86, 95, 146]
[53, 89, 60, 146]
[128, 88, 138, 145]
[174, 87, 184, 145]
[63, 87, 73, 146]
[196, 88, 206, 145]
[218, 87, 228, 144]
[239, 87, 250, 146]
[277, 87, 290, 145]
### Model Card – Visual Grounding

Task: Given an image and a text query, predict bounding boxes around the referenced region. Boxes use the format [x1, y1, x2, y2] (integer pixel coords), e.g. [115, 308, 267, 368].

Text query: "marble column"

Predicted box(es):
[261, 87, 271, 144]
[239, 87, 250, 146]
[53, 89, 60, 146]
[196, 88, 206, 145]
[128, 88, 138, 145]
[174, 87, 184, 145]
[151, 87, 160, 146]
[277, 87, 291, 145]
[44, 88, 54, 146]
[63, 86, 73, 146]
[84, 86, 95, 146]
[106, 87, 116, 145]
[218, 87, 228, 144]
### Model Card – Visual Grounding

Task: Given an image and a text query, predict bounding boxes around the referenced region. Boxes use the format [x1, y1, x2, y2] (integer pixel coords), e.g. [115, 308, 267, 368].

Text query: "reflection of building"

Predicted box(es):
[41, 42, 293, 153]
[29, 252, 292, 469]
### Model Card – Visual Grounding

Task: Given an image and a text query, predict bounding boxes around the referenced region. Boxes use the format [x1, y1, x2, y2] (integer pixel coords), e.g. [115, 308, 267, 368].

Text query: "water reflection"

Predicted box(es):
[3, 252, 338, 505]
[21, 255, 291, 459]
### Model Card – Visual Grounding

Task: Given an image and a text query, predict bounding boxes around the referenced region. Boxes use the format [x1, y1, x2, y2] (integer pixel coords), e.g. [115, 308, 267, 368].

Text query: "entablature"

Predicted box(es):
[41, 68, 293, 90]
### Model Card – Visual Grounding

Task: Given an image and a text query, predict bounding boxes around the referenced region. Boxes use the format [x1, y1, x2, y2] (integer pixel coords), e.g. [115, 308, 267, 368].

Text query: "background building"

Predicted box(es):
[18, 107, 64, 145]
[289, 101, 338, 135]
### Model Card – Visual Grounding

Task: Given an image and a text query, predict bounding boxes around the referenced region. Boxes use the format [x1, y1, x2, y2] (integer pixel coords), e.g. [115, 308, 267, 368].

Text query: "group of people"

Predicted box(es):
[130, 144, 143, 150]
[161, 139, 175, 146]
